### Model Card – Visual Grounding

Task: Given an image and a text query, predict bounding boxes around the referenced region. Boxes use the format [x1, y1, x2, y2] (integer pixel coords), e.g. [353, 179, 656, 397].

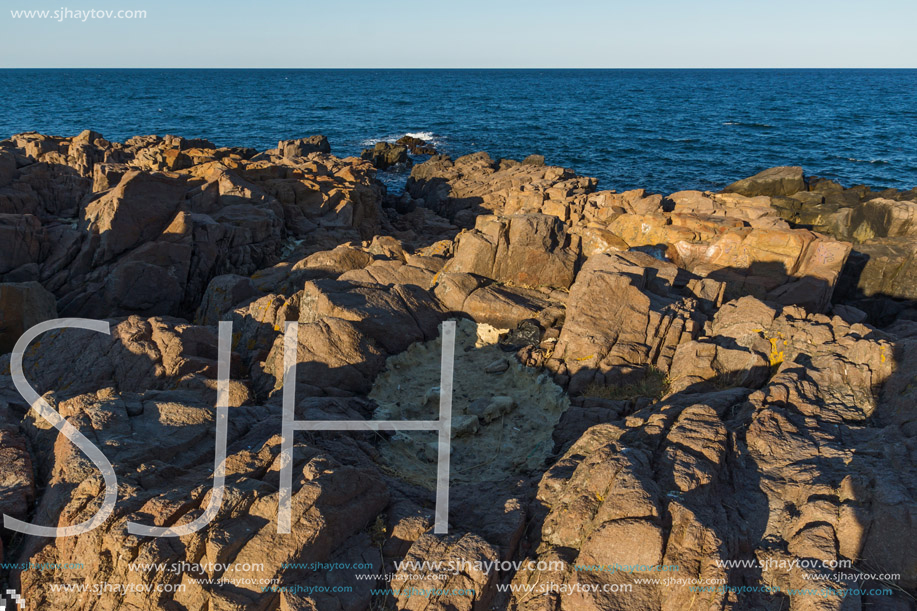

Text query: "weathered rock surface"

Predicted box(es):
[547, 250, 705, 394]
[0, 281, 57, 354]
[278, 135, 331, 158]
[0, 423, 34, 524]
[406, 152, 595, 224]
[445, 213, 579, 289]
[396, 135, 436, 156]
[361, 142, 410, 170]
[0, 136, 915, 611]
[0, 131, 384, 320]
[723, 165, 806, 197]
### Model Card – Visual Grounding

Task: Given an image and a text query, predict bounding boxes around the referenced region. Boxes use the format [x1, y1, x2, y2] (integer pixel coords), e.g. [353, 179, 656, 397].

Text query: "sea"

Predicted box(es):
[1, 69, 915, 193]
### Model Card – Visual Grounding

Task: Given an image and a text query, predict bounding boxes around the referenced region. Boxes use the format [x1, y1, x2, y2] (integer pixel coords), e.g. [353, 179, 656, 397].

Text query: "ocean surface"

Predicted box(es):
[1, 69, 916, 193]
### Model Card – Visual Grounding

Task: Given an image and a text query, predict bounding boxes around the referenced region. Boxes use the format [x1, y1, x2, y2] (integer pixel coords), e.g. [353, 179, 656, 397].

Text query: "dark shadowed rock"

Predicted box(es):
[0, 281, 57, 354]
[396, 135, 436, 155]
[0, 214, 45, 277]
[82, 170, 189, 264]
[194, 274, 261, 326]
[361, 142, 410, 170]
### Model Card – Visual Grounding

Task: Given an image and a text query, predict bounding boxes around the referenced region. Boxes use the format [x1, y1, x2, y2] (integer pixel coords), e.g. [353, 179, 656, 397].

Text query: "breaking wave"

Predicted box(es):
[360, 131, 441, 147]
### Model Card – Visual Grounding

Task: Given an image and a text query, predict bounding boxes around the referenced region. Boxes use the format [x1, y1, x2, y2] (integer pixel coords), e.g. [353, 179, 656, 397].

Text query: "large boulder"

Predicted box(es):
[81, 170, 189, 264]
[670, 228, 851, 312]
[461, 283, 555, 329]
[361, 142, 410, 170]
[295, 278, 445, 354]
[446, 213, 579, 289]
[292, 244, 373, 276]
[844, 238, 917, 299]
[278, 135, 331, 158]
[548, 251, 705, 393]
[666, 189, 789, 229]
[847, 197, 917, 241]
[406, 151, 594, 222]
[722, 165, 806, 197]
[194, 274, 261, 326]
[260, 316, 387, 396]
[396, 135, 436, 155]
[255, 278, 445, 397]
[392, 533, 498, 610]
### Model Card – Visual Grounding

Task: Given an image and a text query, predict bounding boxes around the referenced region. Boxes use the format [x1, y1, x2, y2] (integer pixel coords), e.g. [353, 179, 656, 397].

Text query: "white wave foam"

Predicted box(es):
[404, 131, 435, 141]
[846, 157, 888, 165]
[359, 131, 441, 148]
[723, 121, 774, 128]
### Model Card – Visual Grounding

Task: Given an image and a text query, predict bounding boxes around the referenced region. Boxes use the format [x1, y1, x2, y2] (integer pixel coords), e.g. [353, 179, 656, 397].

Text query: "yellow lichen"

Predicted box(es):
[758, 331, 785, 368]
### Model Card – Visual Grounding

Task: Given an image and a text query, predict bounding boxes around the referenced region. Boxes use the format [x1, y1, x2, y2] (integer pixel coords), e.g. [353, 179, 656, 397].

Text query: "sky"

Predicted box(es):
[1, 0, 915, 68]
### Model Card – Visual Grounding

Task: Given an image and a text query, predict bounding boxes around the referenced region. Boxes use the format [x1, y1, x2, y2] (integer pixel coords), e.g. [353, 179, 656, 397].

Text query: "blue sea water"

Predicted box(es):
[1, 69, 915, 193]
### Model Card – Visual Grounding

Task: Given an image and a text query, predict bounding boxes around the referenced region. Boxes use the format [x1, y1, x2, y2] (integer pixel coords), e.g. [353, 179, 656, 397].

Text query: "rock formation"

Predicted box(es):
[361, 142, 410, 170]
[0, 133, 915, 610]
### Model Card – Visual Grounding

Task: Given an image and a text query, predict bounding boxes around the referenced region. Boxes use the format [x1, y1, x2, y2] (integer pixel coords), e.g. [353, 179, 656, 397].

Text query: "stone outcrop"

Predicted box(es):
[0, 135, 915, 611]
[277, 135, 331, 158]
[406, 152, 596, 225]
[445, 213, 579, 289]
[361, 142, 410, 170]
[670, 228, 851, 312]
[0, 132, 384, 319]
[547, 251, 705, 394]
[408, 155, 852, 314]
[722, 165, 806, 197]
[396, 135, 436, 156]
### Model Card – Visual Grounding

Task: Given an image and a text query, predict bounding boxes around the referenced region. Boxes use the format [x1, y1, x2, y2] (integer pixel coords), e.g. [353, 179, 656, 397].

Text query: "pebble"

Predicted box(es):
[485, 358, 509, 374]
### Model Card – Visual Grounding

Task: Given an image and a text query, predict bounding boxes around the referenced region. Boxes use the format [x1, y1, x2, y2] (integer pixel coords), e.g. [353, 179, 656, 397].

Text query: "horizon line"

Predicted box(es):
[2, 66, 916, 70]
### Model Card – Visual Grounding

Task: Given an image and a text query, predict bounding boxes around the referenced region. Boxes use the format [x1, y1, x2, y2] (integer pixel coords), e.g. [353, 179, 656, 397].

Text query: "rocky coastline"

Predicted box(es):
[0, 130, 916, 610]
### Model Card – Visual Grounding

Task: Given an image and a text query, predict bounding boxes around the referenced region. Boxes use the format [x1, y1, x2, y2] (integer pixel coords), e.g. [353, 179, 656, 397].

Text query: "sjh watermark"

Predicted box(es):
[0, 588, 25, 611]
[9, 8, 147, 21]
[2, 318, 457, 539]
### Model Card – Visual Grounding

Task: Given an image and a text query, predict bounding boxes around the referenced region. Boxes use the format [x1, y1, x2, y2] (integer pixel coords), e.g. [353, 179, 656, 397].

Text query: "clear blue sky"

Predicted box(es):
[1, 0, 915, 68]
